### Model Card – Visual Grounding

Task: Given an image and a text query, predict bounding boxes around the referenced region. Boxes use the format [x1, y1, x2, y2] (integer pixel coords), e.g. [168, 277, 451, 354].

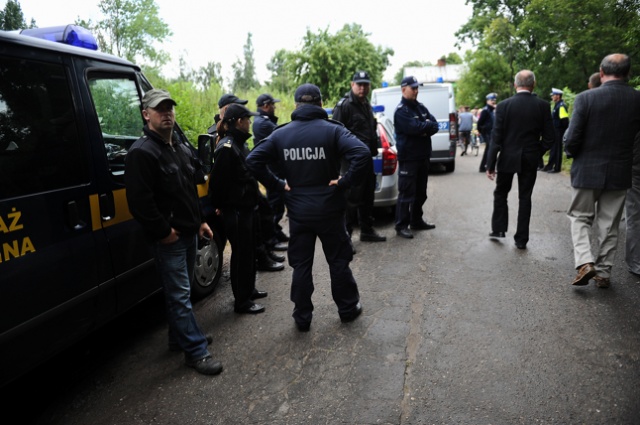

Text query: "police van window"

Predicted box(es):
[0, 56, 87, 200]
[88, 77, 142, 179]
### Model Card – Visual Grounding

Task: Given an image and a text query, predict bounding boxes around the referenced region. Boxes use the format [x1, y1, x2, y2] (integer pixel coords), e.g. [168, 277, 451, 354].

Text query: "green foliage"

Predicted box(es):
[93, 0, 172, 67]
[0, 0, 34, 30]
[456, 49, 512, 108]
[232, 33, 260, 93]
[267, 23, 393, 104]
[457, 0, 640, 101]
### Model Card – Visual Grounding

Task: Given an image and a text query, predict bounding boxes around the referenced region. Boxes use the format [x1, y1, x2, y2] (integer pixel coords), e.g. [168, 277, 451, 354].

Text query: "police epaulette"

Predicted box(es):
[326, 118, 345, 127]
[336, 97, 347, 107]
[223, 140, 232, 148]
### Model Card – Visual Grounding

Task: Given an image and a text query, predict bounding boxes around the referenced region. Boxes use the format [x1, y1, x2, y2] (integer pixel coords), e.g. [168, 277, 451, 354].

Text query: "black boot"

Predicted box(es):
[360, 227, 386, 242]
[256, 247, 284, 271]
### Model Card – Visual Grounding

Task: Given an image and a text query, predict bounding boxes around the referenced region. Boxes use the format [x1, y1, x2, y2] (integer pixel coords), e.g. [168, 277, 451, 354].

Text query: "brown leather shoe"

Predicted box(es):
[594, 276, 610, 288]
[572, 263, 596, 286]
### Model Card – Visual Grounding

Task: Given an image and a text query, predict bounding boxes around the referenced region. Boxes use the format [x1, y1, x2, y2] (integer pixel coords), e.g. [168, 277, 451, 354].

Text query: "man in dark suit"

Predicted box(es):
[565, 53, 640, 288]
[486, 70, 554, 249]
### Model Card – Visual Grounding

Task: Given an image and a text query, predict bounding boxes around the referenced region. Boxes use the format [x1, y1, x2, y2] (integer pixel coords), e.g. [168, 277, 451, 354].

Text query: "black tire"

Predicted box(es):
[444, 160, 456, 173]
[192, 230, 224, 300]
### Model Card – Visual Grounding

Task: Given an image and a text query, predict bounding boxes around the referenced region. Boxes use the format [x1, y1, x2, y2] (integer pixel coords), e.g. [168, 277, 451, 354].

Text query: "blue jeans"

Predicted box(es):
[154, 234, 210, 361]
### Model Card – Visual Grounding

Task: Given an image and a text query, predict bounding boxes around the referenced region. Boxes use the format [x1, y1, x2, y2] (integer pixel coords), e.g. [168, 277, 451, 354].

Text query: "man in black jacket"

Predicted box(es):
[125, 89, 222, 376]
[332, 71, 386, 243]
[486, 70, 554, 249]
[246, 83, 369, 332]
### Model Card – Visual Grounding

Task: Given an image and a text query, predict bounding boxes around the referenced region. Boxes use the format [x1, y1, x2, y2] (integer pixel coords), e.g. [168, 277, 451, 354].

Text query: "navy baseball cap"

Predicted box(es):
[294, 83, 322, 103]
[401, 76, 422, 88]
[256, 93, 281, 106]
[218, 93, 248, 108]
[223, 104, 259, 122]
[352, 71, 371, 84]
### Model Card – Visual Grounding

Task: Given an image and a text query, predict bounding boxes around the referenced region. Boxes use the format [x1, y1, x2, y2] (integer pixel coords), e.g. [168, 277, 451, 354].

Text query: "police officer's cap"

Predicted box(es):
[550, 88, 563, 96]
[352, 71, 371, 84]
[486, 93, 498, 100]
[218, 93, 248, 109]
[294, 83, 322, 103]
[223, 104, 259, 122]
[401, 76, 422, 88]
[256, 93, 281, 106]
[142, 89, 177, 109]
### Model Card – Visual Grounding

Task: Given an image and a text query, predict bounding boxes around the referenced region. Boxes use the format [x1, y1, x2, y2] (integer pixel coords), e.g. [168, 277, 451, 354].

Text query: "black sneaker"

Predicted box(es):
[185, 355, 223, 375]
[360, 228, 386, 242]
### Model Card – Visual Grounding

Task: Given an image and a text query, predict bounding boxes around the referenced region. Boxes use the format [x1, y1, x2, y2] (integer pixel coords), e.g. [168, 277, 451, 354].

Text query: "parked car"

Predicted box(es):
[371, 82, 458, 172]
[372, 106, 398, 208]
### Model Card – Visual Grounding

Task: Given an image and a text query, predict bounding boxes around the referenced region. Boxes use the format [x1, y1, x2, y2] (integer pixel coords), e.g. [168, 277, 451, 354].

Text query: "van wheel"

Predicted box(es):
[192, 230, 223, 300]
[445, 161, 455, 173]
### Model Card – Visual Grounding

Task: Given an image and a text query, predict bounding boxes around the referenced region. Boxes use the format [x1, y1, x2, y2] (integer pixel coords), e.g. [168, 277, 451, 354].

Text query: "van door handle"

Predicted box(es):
[66, 200, 87, 230]
[99, 193, 115, 221]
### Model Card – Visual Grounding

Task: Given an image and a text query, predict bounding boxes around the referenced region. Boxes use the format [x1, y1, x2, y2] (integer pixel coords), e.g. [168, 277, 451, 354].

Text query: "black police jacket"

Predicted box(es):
[393, 97, 439, 161]
[477, 103, 495, 136]
[125, 126, 203, 241]
[332, 90, 379, 156]
[252, 112, 278, 144]
[245, 104, 370, 221]
[209, 127, 259, 210]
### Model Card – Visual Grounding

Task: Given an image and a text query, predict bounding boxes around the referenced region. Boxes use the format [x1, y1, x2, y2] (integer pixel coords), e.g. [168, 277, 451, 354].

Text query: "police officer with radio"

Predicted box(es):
[393, 76, 440, 239]
[246, 83, 370, 332]
[332, 71, 386, 243]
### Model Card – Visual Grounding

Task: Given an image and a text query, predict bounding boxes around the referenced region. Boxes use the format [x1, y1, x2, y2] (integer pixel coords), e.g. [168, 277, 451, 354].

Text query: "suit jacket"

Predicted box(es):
[487, 91, 554, 173]
[564, 80, 640, 190]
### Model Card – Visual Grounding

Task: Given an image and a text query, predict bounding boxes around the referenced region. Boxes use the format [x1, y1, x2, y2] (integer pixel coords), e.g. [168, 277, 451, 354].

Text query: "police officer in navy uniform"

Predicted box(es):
[253, 93, 290, 250]
[208, 94, 285, 272]
[246, 83, 370, 332]
[478, 93, 497, 172]
[544, 88, 569, 173]
[332, 70, 386, 243]
[393, 76, 440, 239]
[208, 103, 268, 314]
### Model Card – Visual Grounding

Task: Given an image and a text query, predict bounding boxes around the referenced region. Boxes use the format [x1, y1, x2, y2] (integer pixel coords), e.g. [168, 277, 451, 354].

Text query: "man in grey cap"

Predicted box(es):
[125, 89, 222, 376]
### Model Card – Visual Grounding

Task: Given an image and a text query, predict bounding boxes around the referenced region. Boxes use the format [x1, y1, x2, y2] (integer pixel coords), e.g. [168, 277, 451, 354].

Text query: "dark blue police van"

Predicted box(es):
[0, 25, 223, 386]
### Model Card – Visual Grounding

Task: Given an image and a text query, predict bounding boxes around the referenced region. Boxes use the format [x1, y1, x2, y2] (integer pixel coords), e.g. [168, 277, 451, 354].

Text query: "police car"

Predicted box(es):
[371, 83, 458, 172]
[371, 105, 398, 208]
[0, 25, 223, 386]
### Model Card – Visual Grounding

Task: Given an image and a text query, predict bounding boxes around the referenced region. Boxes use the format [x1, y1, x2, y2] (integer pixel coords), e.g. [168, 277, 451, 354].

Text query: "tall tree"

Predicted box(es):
[93, 0, 171, 67]
[456, 0, 640, 99]
[231, 32, 260, 93]
[271, 24, 393, 103]
[0, 0, 35, 30]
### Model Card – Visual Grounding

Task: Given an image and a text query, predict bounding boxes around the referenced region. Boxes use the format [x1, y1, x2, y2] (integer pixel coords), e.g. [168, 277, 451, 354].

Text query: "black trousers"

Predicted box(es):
[547, 128, 565, 171]
[346, 160, 376, 233]
[479, 132, 492, 171]
[395, 158, 430, 230]
[491, 155, 538, 245]
[222, 207, 257, 310]
[287, 215, 360, 326]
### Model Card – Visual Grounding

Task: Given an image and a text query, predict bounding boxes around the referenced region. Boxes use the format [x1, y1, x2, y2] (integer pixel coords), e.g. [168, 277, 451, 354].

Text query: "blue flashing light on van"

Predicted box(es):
[20, 25, 98, 50]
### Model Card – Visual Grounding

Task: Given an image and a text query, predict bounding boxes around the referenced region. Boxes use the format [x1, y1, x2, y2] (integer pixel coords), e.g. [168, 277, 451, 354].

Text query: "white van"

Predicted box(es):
[371, 83, 458, 172]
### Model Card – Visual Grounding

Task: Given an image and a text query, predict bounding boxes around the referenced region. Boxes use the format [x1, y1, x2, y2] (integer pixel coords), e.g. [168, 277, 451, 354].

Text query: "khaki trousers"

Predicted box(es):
[567, 188, 627, 278]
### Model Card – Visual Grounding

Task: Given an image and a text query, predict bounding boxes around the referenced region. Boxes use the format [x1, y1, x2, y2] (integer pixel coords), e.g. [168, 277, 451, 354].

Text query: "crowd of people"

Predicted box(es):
[124, 52, 640, 377]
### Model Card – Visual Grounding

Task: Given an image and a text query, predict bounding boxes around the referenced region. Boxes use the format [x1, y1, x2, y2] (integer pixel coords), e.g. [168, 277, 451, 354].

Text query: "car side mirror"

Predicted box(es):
[197, 134, 214, 173]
